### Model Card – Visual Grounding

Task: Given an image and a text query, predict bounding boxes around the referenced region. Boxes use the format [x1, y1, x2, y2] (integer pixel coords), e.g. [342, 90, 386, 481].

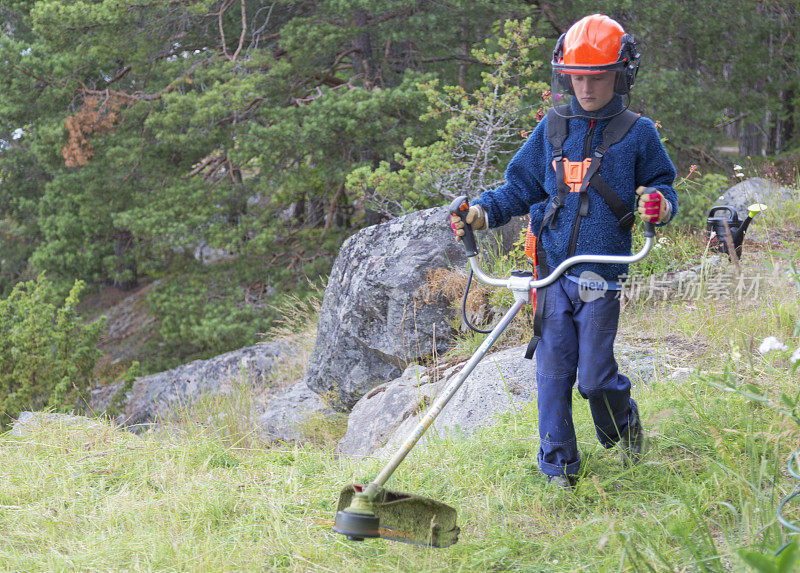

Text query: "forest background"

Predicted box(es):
[0, 0, 797, 380]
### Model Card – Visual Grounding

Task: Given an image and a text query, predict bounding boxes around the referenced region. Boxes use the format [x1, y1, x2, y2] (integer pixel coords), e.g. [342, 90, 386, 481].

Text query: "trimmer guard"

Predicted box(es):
[335, 484, 459, 547]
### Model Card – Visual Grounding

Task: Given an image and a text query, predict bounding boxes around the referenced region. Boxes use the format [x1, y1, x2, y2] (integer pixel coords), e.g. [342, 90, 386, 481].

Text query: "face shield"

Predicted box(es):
[550, 66, 630, 120]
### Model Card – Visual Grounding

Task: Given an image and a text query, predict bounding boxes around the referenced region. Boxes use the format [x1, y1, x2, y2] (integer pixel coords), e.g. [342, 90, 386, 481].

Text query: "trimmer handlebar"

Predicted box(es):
[450, 195, 655, 290]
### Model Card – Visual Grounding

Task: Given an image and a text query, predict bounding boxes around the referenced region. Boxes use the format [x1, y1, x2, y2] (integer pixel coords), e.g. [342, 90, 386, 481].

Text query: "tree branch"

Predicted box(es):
[7, 61, 58, 87]
[231, 0, 247, 62]
[78, 58, 209, 102]
[211, 0, 236, 59]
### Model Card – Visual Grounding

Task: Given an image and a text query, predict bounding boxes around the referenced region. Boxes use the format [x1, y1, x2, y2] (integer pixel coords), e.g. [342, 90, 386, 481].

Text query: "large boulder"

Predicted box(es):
[716, 177, 796, 218]
[304, 207, 469, 410]
[91, 343, 286, 431]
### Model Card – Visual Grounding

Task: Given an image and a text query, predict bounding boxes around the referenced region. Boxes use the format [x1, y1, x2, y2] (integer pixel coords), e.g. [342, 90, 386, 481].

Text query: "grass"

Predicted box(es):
[0, 366, 796, 571]
[1, 195, 799, 571]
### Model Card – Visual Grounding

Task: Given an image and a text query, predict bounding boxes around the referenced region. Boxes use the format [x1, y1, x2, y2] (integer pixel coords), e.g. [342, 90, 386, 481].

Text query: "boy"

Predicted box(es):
[451, 14, 678, 488]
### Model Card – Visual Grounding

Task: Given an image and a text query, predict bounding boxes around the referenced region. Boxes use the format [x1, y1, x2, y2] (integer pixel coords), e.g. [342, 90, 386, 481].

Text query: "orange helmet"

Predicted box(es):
[552, 14, 639, 94]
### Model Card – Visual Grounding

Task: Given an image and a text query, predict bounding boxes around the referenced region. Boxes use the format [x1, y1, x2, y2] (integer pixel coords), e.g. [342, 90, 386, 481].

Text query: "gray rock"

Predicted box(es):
[256, 380, 336, 442]
[716, 177, 796, 218]
[336, 365, 433, 458]
[193, 241, 235, 265]
[304, 207, 468, 410]
[339, 342, 666, 459]
[339, 346, 536, 459]
[616, 344, 662, 386]
[10, 411, 106, 437]
[484, 215, 529, 254]
[91, 343, 286, 431]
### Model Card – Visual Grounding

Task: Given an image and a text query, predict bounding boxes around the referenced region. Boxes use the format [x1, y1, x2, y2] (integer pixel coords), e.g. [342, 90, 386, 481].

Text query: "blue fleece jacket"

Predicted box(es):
[474, 95, 678, 282]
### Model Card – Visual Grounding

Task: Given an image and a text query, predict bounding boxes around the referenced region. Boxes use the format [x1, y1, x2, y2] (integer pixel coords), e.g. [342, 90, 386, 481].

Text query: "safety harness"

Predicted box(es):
[523, 105, 639, 360]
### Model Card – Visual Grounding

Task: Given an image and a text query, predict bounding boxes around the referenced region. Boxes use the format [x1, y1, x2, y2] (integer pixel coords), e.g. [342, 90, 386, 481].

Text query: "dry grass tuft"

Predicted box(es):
[422, 267, 491, 317]
[261, 284, 323, 390]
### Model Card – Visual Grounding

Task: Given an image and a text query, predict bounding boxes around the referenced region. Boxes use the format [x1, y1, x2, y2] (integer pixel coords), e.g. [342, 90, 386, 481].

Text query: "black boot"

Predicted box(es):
[547, 474, 577, 490]
[619, 400, 644, 466]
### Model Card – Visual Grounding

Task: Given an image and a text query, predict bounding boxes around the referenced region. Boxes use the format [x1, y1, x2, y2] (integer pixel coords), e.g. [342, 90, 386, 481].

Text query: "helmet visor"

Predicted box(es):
[550, 68, 628, 120]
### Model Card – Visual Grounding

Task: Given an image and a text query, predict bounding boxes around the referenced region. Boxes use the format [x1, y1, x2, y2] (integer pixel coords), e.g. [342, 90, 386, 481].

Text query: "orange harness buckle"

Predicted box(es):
[552, 158, 592, 193]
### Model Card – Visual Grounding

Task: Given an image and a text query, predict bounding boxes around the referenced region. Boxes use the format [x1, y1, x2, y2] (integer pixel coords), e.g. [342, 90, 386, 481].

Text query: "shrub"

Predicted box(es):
[672, 171, 729, 230]
[0, 274, 104, 427]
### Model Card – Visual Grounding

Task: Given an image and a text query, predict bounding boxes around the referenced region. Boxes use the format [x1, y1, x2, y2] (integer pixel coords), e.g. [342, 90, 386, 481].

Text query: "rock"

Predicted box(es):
[193, 241, 235, 265]
[304, 207, 468, 411]
[616, 344, 661, 385]
[91, 342, 287, 432]
[336, 365, 433, 458]
[716, 177, 796, 218]
[10, 411, 106, 437]
[93, 281, 160, 365]
[256, 380, 336, 442]
[668, 367, 692, 381]
[339, 343, 666, 459]
[485, 215, 529, 254]
[338, 346, 536, 459]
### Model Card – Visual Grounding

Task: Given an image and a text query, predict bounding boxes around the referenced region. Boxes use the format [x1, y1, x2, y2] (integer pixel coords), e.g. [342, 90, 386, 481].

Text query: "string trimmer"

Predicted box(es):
[332, 195, 656, 547]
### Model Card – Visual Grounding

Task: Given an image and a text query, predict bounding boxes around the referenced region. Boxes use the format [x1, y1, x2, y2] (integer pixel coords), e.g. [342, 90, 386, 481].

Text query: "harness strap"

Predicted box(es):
[567, 110, 639, 256]
[590, 174, 636, 230]
[599, 110, 640, 154]
[543, 106, 572, 230]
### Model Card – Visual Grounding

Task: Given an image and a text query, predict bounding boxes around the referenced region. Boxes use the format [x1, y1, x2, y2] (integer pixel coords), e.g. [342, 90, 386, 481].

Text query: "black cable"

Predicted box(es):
[462, 269, 493, 334]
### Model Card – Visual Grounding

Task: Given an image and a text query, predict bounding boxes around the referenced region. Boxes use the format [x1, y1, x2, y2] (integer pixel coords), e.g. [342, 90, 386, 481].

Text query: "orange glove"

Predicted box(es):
[636, 186, 671, 224]
[449, 205, 487, 241]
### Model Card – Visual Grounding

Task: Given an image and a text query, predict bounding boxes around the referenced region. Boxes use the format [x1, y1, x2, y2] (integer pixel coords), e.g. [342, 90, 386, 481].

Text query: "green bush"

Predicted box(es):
[0, 274, 104, 427]
[672, 171, 729, 229]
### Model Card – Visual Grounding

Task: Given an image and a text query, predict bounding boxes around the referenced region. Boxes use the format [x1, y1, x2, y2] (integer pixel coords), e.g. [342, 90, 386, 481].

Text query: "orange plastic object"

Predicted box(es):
[524, 228, 538, 263]
[524, 228, 539, 308]
[552, 158, 592, 193]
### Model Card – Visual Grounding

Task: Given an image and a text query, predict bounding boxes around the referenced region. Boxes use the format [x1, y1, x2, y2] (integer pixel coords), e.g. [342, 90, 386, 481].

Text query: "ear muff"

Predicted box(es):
[614, 34, 640, 94]
[557, 73, 574, 95]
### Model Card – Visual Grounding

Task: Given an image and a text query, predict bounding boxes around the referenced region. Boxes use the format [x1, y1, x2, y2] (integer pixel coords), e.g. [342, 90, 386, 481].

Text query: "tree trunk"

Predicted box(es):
[765, 109, 778, 155]
[306, 195, 325, 228]
[780, 89, 795, 152]
[112, 230, 138, 291]
[352, 10, 373, 88]
[739, 121, 764, 157]
[458, 18, 469, 90]
[295, 195, 306, 226]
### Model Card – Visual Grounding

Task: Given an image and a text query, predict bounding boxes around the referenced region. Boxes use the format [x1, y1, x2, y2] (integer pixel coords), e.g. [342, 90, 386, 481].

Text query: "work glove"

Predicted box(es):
[636, 186, 671, 224]
[450, 204, 487, 241]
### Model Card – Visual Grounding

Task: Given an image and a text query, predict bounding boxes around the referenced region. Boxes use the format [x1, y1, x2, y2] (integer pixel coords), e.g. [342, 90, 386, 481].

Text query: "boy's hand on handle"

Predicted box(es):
[636, 186, 671, 224]
[449, 205, 486, 241]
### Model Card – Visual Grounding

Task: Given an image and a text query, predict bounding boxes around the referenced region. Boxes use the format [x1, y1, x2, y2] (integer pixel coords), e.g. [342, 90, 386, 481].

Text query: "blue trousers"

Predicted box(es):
[535, 275, 638, 477]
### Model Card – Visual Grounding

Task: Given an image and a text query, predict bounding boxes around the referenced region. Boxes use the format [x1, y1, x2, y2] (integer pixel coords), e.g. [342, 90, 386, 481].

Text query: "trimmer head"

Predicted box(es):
[333, 484, 460, 547]
[332, 508, 380, 541]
